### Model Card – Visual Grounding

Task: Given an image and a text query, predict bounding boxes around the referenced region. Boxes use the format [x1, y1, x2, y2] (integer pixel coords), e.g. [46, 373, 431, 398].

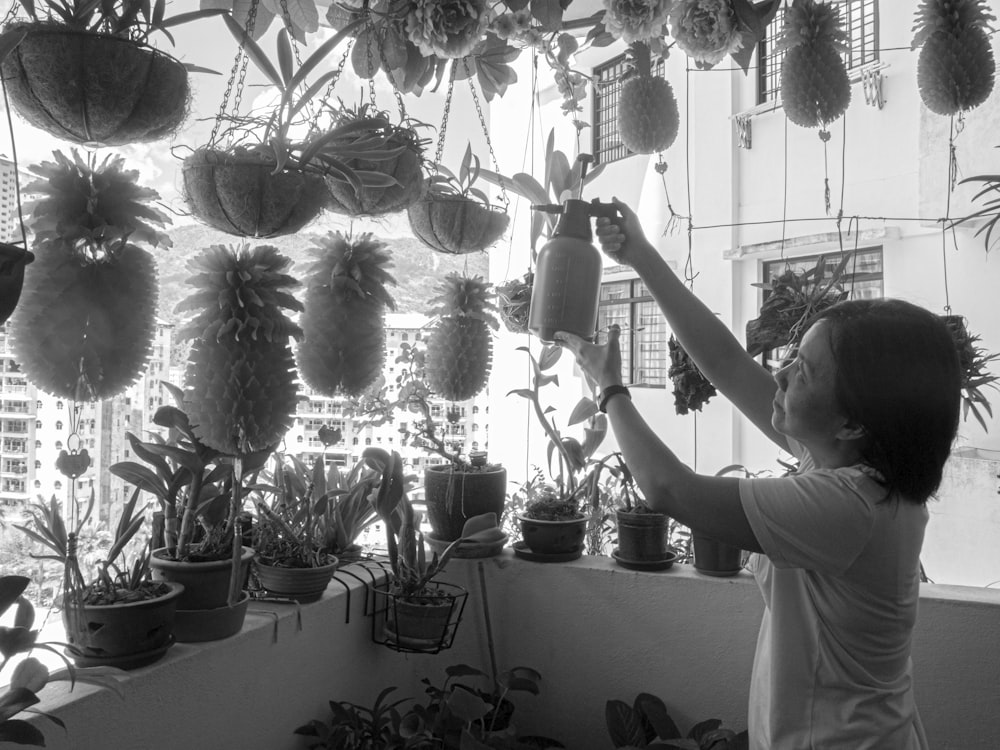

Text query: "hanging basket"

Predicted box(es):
[0, 243, 34, 326]
[496, 272, 533, 334]
[323, 123, 426, 217]
[407, 196, 509, 255]
[1, 23, 190, 147]
[10, 241, 158, 400]
[182, 147, 328, 239]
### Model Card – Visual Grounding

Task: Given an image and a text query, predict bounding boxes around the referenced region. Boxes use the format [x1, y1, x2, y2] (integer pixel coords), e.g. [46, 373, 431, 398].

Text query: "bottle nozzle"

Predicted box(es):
[530, 204, 564, 215]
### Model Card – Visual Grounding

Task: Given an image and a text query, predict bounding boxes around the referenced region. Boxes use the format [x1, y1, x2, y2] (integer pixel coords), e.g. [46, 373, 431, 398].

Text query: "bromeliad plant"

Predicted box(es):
[606, 692, 748, 750]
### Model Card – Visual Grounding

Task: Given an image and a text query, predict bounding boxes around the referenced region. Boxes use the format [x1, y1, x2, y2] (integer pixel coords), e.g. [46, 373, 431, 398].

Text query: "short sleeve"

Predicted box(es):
[739, 468, 879, 574]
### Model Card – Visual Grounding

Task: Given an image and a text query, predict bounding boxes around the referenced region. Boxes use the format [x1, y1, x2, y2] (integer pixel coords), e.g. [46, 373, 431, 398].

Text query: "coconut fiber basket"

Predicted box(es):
[1, 23, 190, 146]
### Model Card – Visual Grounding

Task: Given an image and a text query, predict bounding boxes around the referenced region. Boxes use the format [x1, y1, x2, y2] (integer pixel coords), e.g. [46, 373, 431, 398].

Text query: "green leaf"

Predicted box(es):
[0, 577, 29, 617]
[224, 13, 283, 89]
[506, 388, 535, 401]
[606, 699, 646, 748]
[276, 28, 294, 86]
[530, 0, 564, 31]
[0, 718, 45, 744]
[567, 397, 598, 426]
[538, 344, 563, 371]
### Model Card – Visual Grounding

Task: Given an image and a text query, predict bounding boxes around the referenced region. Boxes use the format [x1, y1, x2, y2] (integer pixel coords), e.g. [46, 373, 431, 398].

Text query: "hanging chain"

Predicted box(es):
[313, 44, 352, 132]
[371, 20, 410, 121]
[2, 0, 19, 27]
[209, 0, 260, 147]
[462, 58, 508, 210]
[434, 62, 458, 167]
[365, 19, 379, 108]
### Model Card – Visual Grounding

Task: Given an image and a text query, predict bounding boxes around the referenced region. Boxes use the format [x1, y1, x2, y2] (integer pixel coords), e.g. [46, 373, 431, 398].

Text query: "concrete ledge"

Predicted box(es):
[23, 553, 1000, 750]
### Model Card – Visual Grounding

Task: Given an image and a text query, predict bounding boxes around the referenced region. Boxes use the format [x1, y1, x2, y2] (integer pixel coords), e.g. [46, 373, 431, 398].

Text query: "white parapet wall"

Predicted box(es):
[22, 554, 1000, 750]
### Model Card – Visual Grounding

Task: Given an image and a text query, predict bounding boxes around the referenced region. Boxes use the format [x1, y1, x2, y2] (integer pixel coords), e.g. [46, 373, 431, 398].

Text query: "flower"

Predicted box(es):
[603, 0, 672, 43]
[405, 0, 491, 59]
[669, 0, 743, 68]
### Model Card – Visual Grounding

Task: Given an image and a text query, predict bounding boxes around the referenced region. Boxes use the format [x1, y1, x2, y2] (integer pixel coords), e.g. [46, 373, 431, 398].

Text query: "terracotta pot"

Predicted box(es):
[62, 581, 183, 669]
[407, 197, 509, 254]
[692, 534, 743, 577]
[517, 514, 587, 555]
[150, 546, 254, 611]
[424, 464, 507, 542]
[253, 557, 338, 603]
[1, 24, 189, 146]
[615, 509, 671, 562]
[182, 147, 327, 238]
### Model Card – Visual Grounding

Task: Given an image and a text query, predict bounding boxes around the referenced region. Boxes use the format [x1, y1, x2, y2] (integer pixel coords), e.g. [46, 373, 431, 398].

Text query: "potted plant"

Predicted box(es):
[606, 691, 748, 749]
[365, 447, 477, 653]
[110, 387, 262, 642]
[1, 0, 223, 146]
[495, 272, 533, 335]
[745, 254, 852, 359]
[15, 489, 184, 669]
[611, 456, 676, 569]
[183, 17, 381, 238]
[688, 465, 749, 578]
[508, 345, 610, 561]
[0, 242, 33, 327]
[318, 100, 429, 217]
[250, 452, 340, 603]
[939, 314, 999, 431]
[9, 149, 169, 402]
[408, 143, 510, 255]
[668, 335, 717, 416]
[357, 326, 507, 546]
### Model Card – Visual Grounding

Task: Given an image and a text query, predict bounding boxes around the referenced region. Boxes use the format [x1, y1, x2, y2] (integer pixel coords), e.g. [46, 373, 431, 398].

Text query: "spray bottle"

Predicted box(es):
[528, 156, 619, 343]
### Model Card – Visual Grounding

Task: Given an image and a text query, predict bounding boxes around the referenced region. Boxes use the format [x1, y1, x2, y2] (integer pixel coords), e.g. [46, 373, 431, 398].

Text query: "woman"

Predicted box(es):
[554, 199, 960, 750]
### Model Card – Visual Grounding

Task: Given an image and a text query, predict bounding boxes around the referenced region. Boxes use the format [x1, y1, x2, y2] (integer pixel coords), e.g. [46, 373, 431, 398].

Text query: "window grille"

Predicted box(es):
[593, 53, 667, 165]
[760, 247, 883, 368]
[597, 279, 667, 386]
[758, 0, 878, 105]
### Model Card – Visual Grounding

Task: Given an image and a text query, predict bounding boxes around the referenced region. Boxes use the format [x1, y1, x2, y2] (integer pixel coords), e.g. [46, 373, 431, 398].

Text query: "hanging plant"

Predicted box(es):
[425, 273, 499, 402]
[408, 144, 509, 255]
[0, 1, 223, 146]
[777, 0, 851, 130]
[940, 315, 1000, 430]
[174, 244, 302, 457]
[183, 16, 374, 238]
[297, 232, 397, 398]
[0, 243, 34, 326]
[745, 254, 851, 358]
[496, 272, 533, 335]
[668, 335, 717, 415]
[310, 101, 429, 217]
[9, 150, 168, 400]
[911, 0, 996, 116]
[617, 41, 679, 155]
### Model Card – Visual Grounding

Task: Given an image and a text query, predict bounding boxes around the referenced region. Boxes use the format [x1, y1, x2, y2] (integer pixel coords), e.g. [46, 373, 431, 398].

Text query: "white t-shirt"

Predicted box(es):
[739, 445, 929, 750]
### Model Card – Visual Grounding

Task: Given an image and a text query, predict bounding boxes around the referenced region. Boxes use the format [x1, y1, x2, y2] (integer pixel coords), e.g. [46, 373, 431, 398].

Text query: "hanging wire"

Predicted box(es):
[208, 0, 259, 148]
[461, 58, 510, 212]
[683, 64, 697, 472]
[779, 115, 789, 268]
[655, 157, 687, 237]
[1, 77, 28, 248]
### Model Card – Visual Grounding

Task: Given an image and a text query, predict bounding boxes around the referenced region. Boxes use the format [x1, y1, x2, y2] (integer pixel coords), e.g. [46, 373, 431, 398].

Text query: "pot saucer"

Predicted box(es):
[512, 540, 582, 563]
[694, 566, 743, 577]
[426, 530, 508, 559]
[612, 549, 677, 571]
[65, 636, 175, 670]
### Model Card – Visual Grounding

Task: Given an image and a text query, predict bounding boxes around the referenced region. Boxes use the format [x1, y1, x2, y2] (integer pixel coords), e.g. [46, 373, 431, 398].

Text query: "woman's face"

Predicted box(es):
[771, 321, 851, 445]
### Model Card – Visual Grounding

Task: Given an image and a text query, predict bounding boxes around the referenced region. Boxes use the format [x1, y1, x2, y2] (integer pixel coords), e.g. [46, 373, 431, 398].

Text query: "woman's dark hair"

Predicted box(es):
[808, 298, 961, 504]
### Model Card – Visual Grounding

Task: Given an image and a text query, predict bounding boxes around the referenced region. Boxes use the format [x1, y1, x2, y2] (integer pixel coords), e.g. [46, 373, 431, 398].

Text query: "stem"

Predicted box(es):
[227, 456, 244, 608]
[530, 393, 577, 495]
[175, 468, 205, 559]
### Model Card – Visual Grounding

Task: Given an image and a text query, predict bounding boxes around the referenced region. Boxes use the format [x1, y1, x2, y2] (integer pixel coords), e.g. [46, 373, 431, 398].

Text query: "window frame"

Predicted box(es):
[757, 0, 879, 106]
[597, 277, 668, 388]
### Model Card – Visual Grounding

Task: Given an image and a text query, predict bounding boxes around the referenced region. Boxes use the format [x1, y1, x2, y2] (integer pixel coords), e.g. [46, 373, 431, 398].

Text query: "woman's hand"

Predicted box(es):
[554, 324, 625, 392]
[595, 198, 655, 268]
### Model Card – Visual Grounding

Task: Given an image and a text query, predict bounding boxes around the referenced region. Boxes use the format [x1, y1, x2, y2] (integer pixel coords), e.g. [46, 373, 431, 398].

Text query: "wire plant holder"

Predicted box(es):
[369, 578, 468, 655]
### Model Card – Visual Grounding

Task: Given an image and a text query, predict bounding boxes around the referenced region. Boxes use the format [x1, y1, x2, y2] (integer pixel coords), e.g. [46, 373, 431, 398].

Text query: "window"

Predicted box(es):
[597, 279, 668, 386]
[760, 247, 883, 368]
[758, 0, 878, 104]
[55, 421, 63, 431]
[592, 53, 667, 165]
